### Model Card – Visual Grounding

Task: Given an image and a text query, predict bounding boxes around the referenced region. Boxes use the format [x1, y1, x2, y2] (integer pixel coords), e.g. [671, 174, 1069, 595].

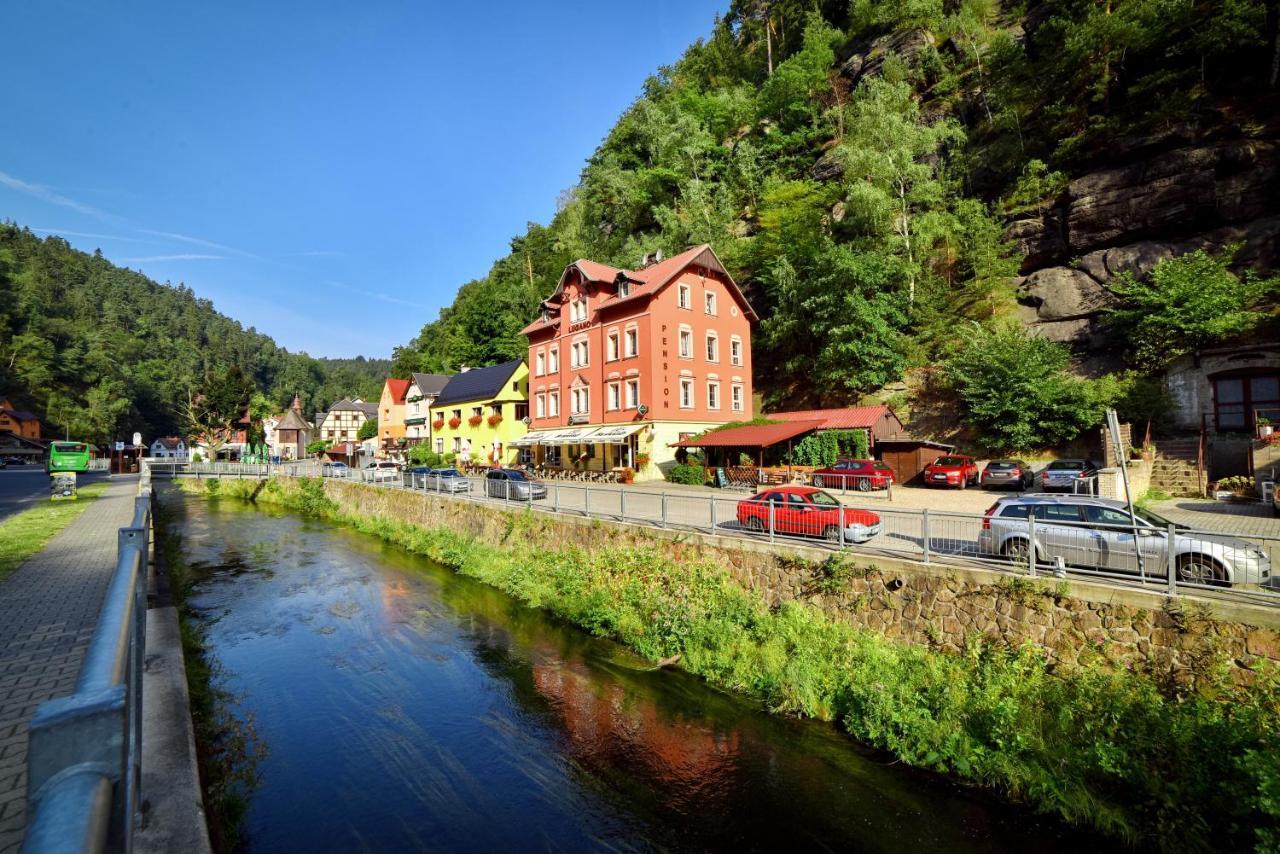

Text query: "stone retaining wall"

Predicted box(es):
[315, 479, 1280, 685]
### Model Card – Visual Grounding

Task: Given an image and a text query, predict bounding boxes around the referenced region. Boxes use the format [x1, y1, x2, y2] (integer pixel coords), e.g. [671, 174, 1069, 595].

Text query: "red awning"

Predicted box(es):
[670, 420, 824, 449]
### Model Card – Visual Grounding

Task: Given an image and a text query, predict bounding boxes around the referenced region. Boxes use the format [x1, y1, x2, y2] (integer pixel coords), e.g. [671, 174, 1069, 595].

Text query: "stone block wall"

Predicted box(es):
[310, 479, 1280, 685]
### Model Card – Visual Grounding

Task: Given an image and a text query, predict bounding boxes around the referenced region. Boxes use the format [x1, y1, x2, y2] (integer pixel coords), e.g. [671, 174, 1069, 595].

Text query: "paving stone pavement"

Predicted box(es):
[0, 477, 138, 853]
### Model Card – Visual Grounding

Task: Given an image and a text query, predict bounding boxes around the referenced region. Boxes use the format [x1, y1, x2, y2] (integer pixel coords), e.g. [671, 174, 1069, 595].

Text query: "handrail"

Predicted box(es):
[23, 471, 152, 854]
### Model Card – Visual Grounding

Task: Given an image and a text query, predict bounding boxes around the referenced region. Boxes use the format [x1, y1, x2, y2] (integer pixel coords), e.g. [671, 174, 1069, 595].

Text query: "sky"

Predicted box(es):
[0, 0, 728, 358]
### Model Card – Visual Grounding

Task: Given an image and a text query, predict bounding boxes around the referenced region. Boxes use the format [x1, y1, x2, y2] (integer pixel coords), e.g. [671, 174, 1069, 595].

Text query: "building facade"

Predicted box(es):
[149, 436, 188, 460]
[404, 373, 451, 447]
[377, 378, 411, 456]
[0, 398, 41, 440]
[518, 245, 755, 480]
[428, 360, 529, 466]
[317, 399, 378, 445]
[271, 394, 313, 460]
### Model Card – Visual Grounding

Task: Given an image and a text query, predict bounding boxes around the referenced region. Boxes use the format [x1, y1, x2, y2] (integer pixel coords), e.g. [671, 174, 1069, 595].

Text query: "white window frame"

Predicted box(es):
[704, 290, 717, 315]
[535, 350, 545, 376]
[706, 332, 718, 363]
[677, 283, 691, 309]
[607, 382, 621, 411]
[618, 280, 631, 297]
[707, 381, 720, 410]
[678, 328, 692, 359]
[730, 337, 742, 367]
[731, 383, 744, 412]
[535, 393, 546, 418]
[572, 386, 589, 415]
[607, 332, 620, 361]
[435, 438, 444, 454]
[548, 390, 560, 417]
[571, 340, 589, 369]
[625, 379, 639, 409]
[624, 327, 638, 358]
[570, 299, 587, 323]
[680, 379, 694, 409]
[548, 346, 559, 373]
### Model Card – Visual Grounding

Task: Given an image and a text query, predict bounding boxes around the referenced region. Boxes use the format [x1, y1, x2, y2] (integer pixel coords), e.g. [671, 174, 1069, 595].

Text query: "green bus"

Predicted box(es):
[48, 441, 91, 474]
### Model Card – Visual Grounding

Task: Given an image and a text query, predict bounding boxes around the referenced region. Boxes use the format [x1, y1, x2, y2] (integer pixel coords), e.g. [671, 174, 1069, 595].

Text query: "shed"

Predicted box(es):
[877, 439, 956, 485]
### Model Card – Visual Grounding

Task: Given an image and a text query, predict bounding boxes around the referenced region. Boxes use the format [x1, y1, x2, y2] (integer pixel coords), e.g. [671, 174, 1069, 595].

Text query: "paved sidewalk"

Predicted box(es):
[0, 477, 137, 853]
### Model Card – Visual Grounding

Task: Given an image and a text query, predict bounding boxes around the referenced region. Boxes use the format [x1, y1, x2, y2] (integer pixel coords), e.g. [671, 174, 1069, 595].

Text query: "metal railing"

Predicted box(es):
[155, 462, 1280, 606]
[23, 472, 152, 854]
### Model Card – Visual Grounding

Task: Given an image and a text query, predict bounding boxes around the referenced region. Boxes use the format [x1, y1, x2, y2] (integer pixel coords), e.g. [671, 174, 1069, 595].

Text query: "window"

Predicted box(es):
[731, 383, 743, 412]
[451, 409, 461, 421]
[535, 393, 546, 418]
[453, 437, 462, 453]
[514, 402, 528, 421]
[1083, 506, 1134, 528]
[679, 328, 692, 358]
[572, 387, 589, 414]
[471, 406, 483, 418]
[1037, 505, 1083, 523]
[730, 337, 742, 367]
[548, 347, 559, 373]
[607, 382, 621, 410]
[625, 379, 639, 409]
[490, 404, 502, 416]
[512, 381, 519, 392]
[571, 340, 589, 368]
[1212, 374, 1280, 431]
[706, 332, 718, 363]
[570, 299, 588, 323]
[677, 284, 691, 309]
[435, 438, 444, 454]
[707, 381, 720, 410]
[607, 332, 620, 361]
[548, 390, 560, 417]
[704, 291, 717, 315]
[625, 328, 638, 358]
[618, 280, 631, 297]
[680, 379, 694, 409]
[535, 351, 545, 376]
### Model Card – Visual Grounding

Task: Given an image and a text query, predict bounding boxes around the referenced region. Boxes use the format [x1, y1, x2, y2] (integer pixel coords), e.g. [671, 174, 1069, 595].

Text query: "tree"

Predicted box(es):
[944, 324, 1116, 453]
[184, 366, 253, 459]
[357, 419, 377, 441]
[1108, 247, 1279, 369]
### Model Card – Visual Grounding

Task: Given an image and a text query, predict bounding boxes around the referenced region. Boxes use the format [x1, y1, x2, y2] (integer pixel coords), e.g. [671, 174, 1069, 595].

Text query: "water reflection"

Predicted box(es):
[170, 491, 1099, 853]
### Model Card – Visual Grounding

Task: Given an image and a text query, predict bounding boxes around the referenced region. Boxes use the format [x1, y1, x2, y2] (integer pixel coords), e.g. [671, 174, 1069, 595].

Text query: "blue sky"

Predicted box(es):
[0, 1, 727, 358]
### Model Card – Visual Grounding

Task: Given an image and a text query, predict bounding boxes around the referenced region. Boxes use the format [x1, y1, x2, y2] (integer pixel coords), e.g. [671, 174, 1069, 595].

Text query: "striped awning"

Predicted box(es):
[583, 423, 647, 444]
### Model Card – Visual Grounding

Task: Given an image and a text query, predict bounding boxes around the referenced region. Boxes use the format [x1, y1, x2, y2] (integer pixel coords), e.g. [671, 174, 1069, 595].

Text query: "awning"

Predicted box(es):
[513, 426, 600, 447]
[583, 423, 647, 444]
[670, 419, 824, 449]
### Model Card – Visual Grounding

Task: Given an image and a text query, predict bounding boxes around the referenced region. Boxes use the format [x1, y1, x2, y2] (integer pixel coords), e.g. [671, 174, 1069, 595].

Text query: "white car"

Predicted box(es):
[365, 461, 400, 482]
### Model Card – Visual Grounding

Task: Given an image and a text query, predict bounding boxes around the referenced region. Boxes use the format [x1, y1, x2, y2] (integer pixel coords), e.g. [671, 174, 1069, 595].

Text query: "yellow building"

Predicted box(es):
[428, 359, 529, 465]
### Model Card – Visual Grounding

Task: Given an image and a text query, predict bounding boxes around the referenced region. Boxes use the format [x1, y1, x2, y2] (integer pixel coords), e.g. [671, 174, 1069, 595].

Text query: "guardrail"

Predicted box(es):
[150, 461, 1280, 606]
[23, 471, 152, 854]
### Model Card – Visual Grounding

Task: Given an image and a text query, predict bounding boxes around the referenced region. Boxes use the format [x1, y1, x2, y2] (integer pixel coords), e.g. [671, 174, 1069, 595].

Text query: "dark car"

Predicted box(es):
[485, 468, 547, 501]
[1039, 459, 1100, 493]
[981, 459, 1034, 490]
[923, 455, 980, 489]
[810, 459, 895, 491]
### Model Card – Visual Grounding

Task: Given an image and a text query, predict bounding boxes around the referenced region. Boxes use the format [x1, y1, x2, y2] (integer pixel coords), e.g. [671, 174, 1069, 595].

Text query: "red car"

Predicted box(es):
[923, 455, 980, 489]
[736, 485, 882, 543]
[810, 459, 895, 491]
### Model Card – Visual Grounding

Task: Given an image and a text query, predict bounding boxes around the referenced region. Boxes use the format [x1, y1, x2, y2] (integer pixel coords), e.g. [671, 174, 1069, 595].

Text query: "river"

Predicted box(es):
[167, 491, 1097, 853]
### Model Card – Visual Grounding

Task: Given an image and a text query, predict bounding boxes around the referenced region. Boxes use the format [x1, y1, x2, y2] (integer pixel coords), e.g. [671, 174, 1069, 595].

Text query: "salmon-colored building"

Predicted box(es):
[517, 245, 755, 480]
[377, 377, 411, 456]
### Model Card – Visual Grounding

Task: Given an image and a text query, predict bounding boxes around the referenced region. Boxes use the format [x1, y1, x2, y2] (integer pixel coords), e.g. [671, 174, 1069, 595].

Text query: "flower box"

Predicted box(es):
[468, 415, 484, 427]
[447, 417, 461, 429]
[432, 419, 445, 430]
[487, 414, 503, 427]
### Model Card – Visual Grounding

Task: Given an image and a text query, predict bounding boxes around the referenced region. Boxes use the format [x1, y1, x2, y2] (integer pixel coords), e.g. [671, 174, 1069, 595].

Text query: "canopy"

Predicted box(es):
[584, 423, 647, 444]
[511, 426, 599, 447]
[670, 419, 823, 449]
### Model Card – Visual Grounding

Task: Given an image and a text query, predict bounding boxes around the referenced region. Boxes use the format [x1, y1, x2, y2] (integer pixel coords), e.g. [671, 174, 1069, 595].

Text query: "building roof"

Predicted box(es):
[152, 436, 185, 449]
[433, 359, 525, 407]
[384, 378, 411, 405]
[0, 398, 40, 422]
[410, 372, 450, 397]
[767, 406, 892, 430]
[276, 408, 311, 431]
[327, 399, 379, 418]
[671, 420, 825, 448]
[521, 244, 758, 336]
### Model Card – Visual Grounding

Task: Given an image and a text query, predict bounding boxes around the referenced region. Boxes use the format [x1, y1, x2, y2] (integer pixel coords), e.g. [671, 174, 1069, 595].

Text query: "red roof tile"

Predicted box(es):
[767, 407, 890, 430]
[670, 420, 824, 448]
[385, 378, 411, 405]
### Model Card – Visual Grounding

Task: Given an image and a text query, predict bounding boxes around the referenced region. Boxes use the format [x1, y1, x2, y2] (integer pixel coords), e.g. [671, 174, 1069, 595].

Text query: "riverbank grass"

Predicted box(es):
[0, 482, 109, 583]
[178, 477, 1280, 850]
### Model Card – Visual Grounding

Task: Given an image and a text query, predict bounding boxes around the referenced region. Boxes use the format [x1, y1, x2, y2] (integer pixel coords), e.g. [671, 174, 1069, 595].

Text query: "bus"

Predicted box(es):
[48, 441, 90, 474]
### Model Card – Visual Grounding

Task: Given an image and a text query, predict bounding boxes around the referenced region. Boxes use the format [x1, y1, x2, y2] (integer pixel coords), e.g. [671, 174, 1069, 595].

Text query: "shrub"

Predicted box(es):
[356, 420, 377, 441]
[305, 439, 330, 457]
[407, 446, 443, 467]
[790, 429, 869, 466]
[668, 463, 707, 485]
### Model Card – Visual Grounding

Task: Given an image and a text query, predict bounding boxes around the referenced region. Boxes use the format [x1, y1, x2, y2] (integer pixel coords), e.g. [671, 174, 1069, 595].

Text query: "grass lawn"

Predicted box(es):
[0, 482, 110, 583]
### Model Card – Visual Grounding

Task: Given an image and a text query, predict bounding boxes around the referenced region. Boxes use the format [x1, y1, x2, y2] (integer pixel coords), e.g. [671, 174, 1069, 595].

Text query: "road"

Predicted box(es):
[0, 466, 110, 523]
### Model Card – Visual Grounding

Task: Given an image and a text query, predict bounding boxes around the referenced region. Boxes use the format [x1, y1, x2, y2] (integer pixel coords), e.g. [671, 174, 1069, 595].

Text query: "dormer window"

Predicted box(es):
[541, 307, 550, 324]
[570, 299, 588, 323]
[618, 280, 631, 298]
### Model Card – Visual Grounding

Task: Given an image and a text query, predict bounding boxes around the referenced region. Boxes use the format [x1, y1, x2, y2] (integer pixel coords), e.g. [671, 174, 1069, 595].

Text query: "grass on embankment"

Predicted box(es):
[181, 477, 1280, 851]
[0, 482, 109, 583]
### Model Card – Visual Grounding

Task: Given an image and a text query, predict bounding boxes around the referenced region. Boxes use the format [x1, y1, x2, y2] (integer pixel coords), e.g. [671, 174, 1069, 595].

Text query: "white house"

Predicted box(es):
[150, 436, 188, 460]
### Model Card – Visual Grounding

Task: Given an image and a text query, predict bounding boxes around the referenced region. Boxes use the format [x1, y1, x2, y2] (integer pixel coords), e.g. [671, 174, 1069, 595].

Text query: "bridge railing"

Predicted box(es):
[22, 471, 153, 854]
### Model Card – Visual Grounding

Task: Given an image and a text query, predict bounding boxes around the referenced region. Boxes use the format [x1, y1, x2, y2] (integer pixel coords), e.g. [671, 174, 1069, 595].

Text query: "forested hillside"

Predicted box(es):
[0, 224, 389, 443]
[392, 0, 1279, 446]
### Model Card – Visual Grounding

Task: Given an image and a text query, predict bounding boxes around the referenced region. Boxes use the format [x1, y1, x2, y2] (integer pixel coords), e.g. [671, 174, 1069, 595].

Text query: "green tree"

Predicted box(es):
[356, 419, 377, 441]
[184, 366, 253, 458]
[1107, 247, 1279, 369]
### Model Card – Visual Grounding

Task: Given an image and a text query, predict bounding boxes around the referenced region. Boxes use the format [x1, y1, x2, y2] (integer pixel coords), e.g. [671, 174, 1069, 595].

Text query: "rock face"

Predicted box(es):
[839, 29, 936, 86]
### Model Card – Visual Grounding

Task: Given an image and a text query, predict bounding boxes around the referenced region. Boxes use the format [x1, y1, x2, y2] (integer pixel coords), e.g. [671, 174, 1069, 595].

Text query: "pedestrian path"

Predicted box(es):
[0, 477, 137, 853]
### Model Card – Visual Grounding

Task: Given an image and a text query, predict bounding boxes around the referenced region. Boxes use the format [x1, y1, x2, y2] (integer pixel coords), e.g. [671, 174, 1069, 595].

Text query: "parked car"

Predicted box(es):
[736, 485, 882, 543]
[922, 455, 980, 489]
[1039, 459, 1100, 492]
[427, 468, 472, 493]
[977, 494, 1271, 586]
[364, 461, 400, 482]
[0, 458, 7, 469]
[810, 459, 895, 491]
[485, 468, 547, 501]
[981, 459, 1035, 490]
[323, 462, 349, 478]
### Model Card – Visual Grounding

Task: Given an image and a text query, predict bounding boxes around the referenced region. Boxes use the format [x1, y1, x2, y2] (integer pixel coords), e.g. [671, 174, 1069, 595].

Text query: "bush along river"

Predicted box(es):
[162, 487, 1105, 853]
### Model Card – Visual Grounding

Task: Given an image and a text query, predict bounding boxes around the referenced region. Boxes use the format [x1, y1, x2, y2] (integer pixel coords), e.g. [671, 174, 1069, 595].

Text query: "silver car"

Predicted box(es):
[427, 468, 473, 494]
[484, 468, 547, 501]
[977, 494, 1272, 586]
